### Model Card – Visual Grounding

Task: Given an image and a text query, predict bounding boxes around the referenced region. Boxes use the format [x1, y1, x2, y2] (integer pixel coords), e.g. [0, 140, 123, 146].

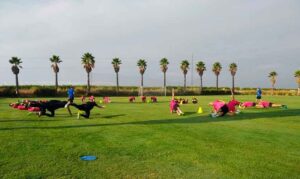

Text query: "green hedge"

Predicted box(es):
[0, 85, 298, 97]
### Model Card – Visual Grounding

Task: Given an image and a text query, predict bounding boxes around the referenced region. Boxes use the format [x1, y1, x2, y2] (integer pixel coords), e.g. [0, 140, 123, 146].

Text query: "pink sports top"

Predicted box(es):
[212, 100, 225, 111]
[260, 101, 270, 108]
[227, 100, 240, 112]
[242, 101, 254, 108]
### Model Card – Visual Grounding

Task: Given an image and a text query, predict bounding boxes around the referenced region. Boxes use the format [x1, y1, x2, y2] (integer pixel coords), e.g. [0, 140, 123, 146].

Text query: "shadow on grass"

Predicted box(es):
[181, 112, 195, 116]
[102, 114, 126, 119]
[0, 109, 299, 131]
[0, 119, 61, 122]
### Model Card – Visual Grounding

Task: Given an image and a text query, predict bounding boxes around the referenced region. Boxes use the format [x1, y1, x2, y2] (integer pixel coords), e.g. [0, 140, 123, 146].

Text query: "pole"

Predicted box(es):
[191, 53, 194, 86]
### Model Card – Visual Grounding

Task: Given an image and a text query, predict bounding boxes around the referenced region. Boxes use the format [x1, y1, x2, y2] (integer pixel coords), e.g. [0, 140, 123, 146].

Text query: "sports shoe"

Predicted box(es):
[235, 110, 241, 114]
[64, 102, 70, 108]
[211, 113, 218, 118]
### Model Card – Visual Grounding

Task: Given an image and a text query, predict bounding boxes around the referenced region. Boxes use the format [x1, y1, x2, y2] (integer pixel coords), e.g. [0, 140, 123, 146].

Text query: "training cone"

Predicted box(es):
[197, 107, 203, 114]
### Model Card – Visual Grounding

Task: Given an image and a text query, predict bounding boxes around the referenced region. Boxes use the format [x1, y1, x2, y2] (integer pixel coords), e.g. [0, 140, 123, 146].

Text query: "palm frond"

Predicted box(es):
[9, 57, 22, 66]
[269, 71, 278, 77]
[294, 70, 300, 77]
[50, 55, 62, 63]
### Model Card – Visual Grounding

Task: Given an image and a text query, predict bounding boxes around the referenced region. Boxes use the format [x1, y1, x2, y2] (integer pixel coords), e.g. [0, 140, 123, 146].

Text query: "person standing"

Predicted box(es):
[256, 87, 262, 102]
[65, 86, 75, 115]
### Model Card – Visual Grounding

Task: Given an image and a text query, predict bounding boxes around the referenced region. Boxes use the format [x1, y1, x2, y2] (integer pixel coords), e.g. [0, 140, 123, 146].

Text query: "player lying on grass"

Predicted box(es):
[169, 89, 184, 116]
[239, 101, 287, 109]
[209, 90, 241, 117]
[9, 99, 47, 108]
[10, 99, 49, 112]
[80, 95, 96, 104]
[192, 97, 198, 104]
[178, 98, 188, 104]
[255, 100, 287, 109]
[10, 100, 71, 117]
[239, 101, 256, 109]
[209, 100, 229, 117]
[38, 100, 70, 117]
[70, 99, 105, 119]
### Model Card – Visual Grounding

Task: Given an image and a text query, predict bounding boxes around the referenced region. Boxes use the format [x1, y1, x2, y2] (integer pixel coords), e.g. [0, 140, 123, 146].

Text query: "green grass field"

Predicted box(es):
[0, 96, 299, 178]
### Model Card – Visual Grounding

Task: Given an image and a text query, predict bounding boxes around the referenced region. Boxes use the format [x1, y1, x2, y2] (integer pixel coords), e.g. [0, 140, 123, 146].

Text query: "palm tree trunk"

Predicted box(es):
[298, 83, 300, 96]
[141, 74, 144, 96]
[87, 72, 90, 95]
[216, 75, 219, 91]
[184, 74, 187, 92]
[200, 75, 203, 95]
[272, 83, 274, 96]
[164, 72, 166, 96]
[55, 72, 58, 92]
[116, 72, 119, 95]
[15, 74, 19, 95]
[232, 75, 235, 94]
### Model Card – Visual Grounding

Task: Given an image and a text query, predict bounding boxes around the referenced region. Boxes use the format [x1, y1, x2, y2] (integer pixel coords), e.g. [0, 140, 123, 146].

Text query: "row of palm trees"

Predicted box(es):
[8, 53, 300, 96]
[142, 59, 239, 96]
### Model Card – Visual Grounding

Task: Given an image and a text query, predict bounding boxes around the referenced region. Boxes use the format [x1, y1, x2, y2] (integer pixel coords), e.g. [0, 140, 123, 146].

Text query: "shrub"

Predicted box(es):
[0, 85, 298, 97]
[33, 87, 56, 97]
[0, 86, 16, 97]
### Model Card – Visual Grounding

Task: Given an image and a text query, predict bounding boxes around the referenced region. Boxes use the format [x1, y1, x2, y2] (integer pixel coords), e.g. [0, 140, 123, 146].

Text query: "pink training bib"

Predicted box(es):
[213, 100, 225, 111]
[170, 100, 178, 110]
[227, 100, 240, 112]
[243, 101, 254, 108]
[260, 101, 270, 108]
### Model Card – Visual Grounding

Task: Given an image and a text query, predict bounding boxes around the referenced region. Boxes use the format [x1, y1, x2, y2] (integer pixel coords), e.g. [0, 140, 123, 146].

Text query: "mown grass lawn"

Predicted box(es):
[0, 95, 299, 178]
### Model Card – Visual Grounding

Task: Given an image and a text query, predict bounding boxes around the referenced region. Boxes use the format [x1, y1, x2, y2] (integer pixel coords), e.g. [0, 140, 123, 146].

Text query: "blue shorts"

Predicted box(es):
[68, 96, 74, 102]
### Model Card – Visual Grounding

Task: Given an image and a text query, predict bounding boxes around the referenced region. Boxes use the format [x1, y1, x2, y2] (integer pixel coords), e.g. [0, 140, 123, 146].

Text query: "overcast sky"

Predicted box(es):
[0, 0, 299, 88]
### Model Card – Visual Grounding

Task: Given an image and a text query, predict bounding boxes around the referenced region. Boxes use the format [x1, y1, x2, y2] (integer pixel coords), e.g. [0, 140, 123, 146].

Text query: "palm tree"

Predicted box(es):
[196, 61, 206, 94]
[180, 60, 190, 91]
[294, 70, 300, 95]
[50, 55, 62, 92]
[112, 58, 122, 94]
[160, 58, 169, 96]
[81, 52, 95, 95]
[229, 63, 237, 94]
[137, 59, 147, 96]
[268, 71, 278, 95]
[9, 57, 22, 95]
[212, 62, 222, 91]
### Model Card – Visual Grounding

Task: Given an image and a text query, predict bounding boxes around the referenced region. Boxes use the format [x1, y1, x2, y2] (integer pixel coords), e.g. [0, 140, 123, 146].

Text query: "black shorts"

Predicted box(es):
[269, 103, 273, 107]
[256, 96, 261, 99]
[68, 97, 74, 103]
[220, 105, 229, 116]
